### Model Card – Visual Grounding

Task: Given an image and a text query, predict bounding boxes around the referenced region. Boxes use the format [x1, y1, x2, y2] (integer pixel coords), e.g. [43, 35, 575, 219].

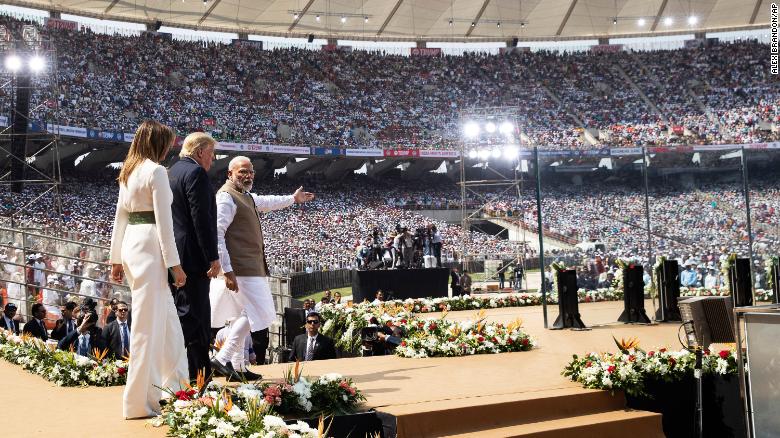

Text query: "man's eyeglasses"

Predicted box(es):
[306, 320, 320, 325]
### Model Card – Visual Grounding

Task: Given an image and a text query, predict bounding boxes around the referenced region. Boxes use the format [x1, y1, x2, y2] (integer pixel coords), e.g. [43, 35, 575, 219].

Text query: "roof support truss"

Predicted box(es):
[556, 0, 579, 36]
[378, 0, 404, 36]
[465, 0, 491, 37]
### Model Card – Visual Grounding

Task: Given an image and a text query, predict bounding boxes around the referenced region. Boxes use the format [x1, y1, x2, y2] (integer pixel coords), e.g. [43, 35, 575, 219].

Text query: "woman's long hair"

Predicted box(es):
[118, 120, 175, 186]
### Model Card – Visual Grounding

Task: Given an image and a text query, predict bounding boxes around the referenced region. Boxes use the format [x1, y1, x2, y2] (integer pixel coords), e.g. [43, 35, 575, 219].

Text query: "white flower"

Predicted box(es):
[263, 415, 287, 428]
[227, 406, 247, 422]
[318, 372, 343, 384]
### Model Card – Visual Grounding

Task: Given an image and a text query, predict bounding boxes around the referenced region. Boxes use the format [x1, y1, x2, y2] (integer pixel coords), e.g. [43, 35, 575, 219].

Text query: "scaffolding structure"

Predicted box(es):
[0, 24, 63, 229]
[457, 106, 530, 290]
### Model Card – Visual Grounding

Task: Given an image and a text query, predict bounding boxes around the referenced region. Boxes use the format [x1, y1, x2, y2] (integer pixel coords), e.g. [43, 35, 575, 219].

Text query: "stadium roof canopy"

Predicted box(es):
[5, 0, 770, 42]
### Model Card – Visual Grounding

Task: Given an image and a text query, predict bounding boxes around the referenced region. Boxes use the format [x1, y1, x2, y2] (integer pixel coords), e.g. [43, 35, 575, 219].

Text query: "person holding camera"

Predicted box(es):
[58, 299, 106, 356]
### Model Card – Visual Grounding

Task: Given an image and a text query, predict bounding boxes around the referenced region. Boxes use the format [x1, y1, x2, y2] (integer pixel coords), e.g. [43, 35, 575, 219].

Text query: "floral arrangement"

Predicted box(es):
[720, 253, 738, 293]
[394, 312, 534, 358]
[0, 329, 127, 387]
[152, 364, 365, 438]
[318, 303, 536, 358]
[562, 338, 739, 397]
[766, 256, 779, 291]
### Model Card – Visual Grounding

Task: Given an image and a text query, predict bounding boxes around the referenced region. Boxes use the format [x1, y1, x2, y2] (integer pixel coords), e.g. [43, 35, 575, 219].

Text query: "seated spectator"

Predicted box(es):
[288, 312, 336, 362]
[314, 290, 332, 311]
[101, 301, 131, 359]
[50, 301, 78, 341]
[0, 303, 19, 335]
[371, 290, 385, 305]
[58, 308, 105, 356]
[22, 303, 48, 341]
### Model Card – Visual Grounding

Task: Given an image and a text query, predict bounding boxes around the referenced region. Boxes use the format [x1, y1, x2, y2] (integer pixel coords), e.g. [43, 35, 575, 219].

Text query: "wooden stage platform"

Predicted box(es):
[0, 300, 674, 437]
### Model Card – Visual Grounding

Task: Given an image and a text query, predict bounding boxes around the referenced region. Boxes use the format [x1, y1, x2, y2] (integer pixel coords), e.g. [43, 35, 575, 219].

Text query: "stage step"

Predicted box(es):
[440, 410, 664, 438]
[383, 387, 664, 437]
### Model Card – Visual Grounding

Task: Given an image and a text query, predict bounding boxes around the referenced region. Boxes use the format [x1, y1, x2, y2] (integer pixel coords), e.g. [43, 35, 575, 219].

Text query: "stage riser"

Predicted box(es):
[392, 390, 660, 437]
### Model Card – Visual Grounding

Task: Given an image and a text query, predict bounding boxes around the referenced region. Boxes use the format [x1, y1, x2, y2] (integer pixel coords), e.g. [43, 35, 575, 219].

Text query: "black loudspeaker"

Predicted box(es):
[152, 20, 162, 31]
[9, 73, 31, 193]
[618, 265, 651, 323]
[728, 258, 753, 307]
[678, 296, 735, 348]
[307, 34, 314, 43]
[656, 259, 681, 321]
[511, 37, 519, 47]
[283, 307, 306, 347]
[772, 258, 779, 304]
[552, 269, 586, 329]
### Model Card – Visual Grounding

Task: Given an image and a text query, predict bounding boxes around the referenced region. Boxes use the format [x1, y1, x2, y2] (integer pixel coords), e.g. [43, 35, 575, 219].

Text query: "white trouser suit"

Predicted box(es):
[110, 159, 189, 419]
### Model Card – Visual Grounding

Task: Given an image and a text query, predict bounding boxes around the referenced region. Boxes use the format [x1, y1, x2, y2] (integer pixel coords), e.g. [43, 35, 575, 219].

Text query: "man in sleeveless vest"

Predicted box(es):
[211, 156, 314, 375]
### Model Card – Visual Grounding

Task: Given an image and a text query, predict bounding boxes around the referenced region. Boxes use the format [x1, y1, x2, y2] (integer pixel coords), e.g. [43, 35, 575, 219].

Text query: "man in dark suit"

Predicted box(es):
[289, 312, 336, 362]
[50, 301, 78, 341]
[22, 303, 48, 341]
[101, 301, 131, 359]
[58, 310, 105, 356]
[450, 267, 462, 296]
[168, 132, 221, 380]
[0, 303, 20, 335]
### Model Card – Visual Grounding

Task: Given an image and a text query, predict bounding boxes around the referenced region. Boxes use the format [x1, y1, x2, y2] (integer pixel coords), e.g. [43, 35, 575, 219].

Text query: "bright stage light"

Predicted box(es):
[687, 16, 698, 25]
[503, 146, 519, 160]
[478, 149, 490, 160]
[468, 150, 478, 159]
[29, 56, 45, 73]
[485, 122, 496, 133]
[664, 17, 673, 26]
[5, 55, 21, 72]
[637, 18, 646, 26]
[499, 121, 514, 135]
[463, 122, 480, 138]
[491, 148, 501, 159]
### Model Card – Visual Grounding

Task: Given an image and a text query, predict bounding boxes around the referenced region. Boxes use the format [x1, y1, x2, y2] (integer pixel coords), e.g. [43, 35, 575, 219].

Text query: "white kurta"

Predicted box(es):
[210, 191, 293, 332]
[109, 159, 188, 419]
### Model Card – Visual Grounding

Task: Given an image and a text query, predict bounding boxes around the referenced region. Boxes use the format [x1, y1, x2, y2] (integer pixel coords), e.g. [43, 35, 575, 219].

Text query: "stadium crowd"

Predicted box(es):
[0, 15, 776, 151]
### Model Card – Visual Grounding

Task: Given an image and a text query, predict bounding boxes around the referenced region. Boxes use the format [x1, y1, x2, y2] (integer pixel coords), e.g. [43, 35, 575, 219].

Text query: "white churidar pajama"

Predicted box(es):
[210, 191, 293, 368]
[110, 159, 189, 419]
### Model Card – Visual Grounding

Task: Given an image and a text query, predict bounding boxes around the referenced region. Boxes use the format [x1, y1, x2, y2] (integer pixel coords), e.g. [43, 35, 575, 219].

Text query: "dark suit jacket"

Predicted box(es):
[58, 327, 105, 353]
[289, 333, 337, 362]
[22, 319, 48, 341]
[168, 157, 219, 275]
[101, 319, 131, 358]
[0, 316, 20, 335]
[50, 318, 77, 341]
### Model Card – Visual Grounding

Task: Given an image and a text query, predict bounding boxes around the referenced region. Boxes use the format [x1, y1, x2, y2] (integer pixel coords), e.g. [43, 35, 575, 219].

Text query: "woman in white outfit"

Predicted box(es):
[109, 120, 189, 419]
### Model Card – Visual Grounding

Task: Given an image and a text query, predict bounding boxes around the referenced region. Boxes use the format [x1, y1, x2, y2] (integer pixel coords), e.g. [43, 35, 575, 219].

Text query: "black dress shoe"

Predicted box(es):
[210, 358, 235, 377]
[235, 369, 262, 381]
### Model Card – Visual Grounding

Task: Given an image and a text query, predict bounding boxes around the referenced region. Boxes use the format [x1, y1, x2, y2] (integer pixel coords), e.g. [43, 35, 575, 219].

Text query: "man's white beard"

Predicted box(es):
[232, 178, 253, 192]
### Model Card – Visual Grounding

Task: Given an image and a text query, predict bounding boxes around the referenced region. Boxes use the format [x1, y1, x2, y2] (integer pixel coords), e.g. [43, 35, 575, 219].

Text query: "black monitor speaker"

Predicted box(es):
[552, 269, 586, 329]
[511, 37, 519, 47]
[152, 20, 162, 31]
[618, 265, 651, 323]
[283, 307, 306, 347]
[678, 296, 735, 348]
[728, 258, 753, 307]
[307, 34, 314, 43]
[656, 259, 681, 321]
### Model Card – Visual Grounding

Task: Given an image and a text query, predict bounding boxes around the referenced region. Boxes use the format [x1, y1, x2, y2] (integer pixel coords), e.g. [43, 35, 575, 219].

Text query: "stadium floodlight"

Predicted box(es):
[485, 122, 496, 133]
[341, 16, 346, 23]
[463, 121, 480, 138]
[664, 17, 673, 26]
[499, 121, 514, 135]
[503, 146, 519, 160]
[491, 148, 501, 159]
[688, 16, 698, 25]
[637, 18, 646, 26]
[4, 54, 21, 72]
[364, 16, 369, 23]
[29, 56, 45, 73]
[478, 149, 490, 160]
[316, 15, 321, 21]
[468, 150, 478, 159]
[293, 13, 299, 19]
